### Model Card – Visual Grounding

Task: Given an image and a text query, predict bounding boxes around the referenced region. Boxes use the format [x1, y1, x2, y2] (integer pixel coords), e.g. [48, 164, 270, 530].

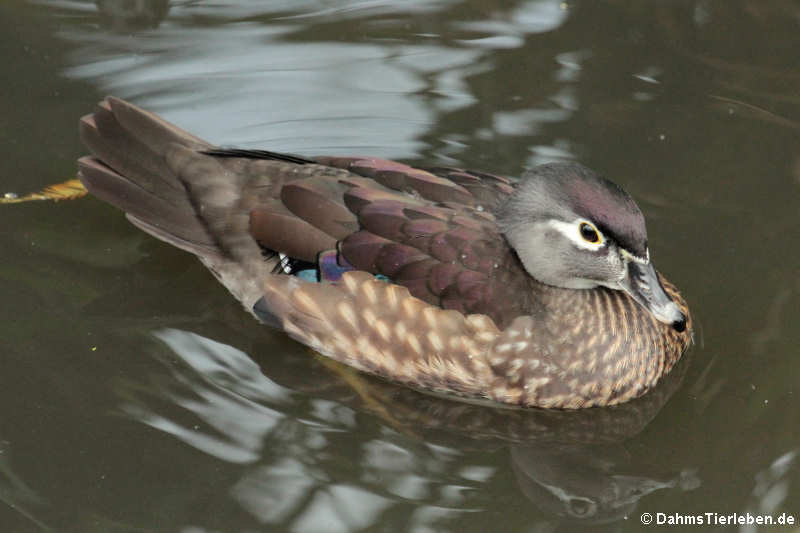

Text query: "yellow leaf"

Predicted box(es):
[2, 179, 88, 204]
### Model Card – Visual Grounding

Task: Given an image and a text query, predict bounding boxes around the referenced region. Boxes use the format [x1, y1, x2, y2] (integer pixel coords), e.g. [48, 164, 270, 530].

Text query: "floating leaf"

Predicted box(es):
[1, 179, 87, 204]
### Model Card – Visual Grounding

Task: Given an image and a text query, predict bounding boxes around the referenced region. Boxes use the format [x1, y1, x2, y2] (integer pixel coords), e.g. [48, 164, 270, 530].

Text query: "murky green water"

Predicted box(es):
[1, 1, 798, 531]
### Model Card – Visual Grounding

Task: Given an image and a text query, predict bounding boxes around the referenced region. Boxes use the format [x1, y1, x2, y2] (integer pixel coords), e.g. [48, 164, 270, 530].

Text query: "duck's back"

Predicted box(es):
[228, 153, 548, 328]
[79, 97, 541, 329]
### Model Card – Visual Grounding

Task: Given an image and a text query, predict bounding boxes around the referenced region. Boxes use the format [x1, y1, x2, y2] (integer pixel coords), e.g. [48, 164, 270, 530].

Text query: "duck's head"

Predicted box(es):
[498, 162, 686, 332]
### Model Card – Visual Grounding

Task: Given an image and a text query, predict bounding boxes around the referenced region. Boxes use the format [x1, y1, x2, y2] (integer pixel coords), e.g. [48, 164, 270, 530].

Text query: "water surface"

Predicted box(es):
[1, 1, 798, 531]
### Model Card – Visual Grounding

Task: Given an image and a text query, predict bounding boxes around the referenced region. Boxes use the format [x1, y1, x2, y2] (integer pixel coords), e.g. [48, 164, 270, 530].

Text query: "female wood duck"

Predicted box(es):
[77, 97, 692, 409]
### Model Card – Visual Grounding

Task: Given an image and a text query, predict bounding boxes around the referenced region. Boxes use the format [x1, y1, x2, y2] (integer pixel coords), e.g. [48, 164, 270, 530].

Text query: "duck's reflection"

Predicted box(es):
[511, 445, 699, 524]
[118, 327, 698, 529]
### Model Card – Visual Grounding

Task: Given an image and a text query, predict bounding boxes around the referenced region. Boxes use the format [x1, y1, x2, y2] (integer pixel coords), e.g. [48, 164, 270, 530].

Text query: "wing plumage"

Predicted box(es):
[77, 97, 692, 408]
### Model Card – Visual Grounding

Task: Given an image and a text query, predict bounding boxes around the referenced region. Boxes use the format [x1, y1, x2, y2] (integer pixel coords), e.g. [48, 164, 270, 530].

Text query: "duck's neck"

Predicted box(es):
[530, 280, 692, 404]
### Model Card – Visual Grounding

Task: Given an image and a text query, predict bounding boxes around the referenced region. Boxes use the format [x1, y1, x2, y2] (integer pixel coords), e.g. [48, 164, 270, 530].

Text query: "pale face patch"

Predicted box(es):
[621, 247, 650, 265]
[600, 247, 650, 289]
[546, 219, 606, 251]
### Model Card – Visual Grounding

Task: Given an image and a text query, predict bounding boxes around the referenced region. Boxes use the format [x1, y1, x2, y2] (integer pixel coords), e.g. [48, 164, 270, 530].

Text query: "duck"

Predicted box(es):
[77, 97, 692, 409]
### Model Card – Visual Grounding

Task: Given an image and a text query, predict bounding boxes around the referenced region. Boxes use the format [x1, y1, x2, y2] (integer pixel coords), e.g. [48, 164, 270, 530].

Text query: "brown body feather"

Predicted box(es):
[77, 97, 692, 408]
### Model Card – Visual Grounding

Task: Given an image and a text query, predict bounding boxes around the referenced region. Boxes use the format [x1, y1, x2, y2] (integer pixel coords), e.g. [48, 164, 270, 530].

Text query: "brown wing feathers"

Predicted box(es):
[77, 97, 539, 403]
[79, 100, 523, 327]
[233, 152, 523, 326]
[426, 167, 515, 210]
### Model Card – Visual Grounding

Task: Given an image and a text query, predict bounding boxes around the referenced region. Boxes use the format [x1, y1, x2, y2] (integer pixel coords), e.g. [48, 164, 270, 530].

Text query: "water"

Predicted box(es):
[1, 1, 798, 531]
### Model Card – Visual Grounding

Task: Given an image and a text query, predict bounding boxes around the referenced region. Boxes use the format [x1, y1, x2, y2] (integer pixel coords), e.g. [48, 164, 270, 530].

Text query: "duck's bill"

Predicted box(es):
[619, 261, 686, 332]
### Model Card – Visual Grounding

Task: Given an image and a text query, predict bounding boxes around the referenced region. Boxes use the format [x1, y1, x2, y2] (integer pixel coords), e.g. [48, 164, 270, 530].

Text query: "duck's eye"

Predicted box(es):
[579, 222, 600, 243]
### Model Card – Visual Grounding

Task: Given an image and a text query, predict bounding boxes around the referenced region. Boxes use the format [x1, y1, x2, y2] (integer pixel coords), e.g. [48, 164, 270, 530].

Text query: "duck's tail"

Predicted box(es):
[77, 97, 275, 313]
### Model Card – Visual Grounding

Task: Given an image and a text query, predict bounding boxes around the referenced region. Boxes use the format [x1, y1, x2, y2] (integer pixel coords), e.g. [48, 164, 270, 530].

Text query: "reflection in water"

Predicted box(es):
[117, 328, 698, 529]
[742, 450, 798, 529]
[512, 446, 698, 524]
[96, 0, 170, 31]
[55, 0, 574, 161]
[0, 441, 51, 531]
[122, 330, 293, 463]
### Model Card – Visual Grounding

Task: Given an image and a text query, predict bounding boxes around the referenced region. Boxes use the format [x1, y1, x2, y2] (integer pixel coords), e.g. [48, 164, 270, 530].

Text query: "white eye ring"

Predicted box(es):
[546, 219, 606, 250]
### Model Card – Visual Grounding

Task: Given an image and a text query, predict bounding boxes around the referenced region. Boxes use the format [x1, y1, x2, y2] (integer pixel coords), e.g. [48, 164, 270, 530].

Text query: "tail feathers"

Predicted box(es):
[78, 97, 277, 313]
[78, 96, 217, 249]
[80, 99, 200, 197]
[77, 155, 215, 249]
[103, 96, 209, 154]
[125, 214, 219, 258]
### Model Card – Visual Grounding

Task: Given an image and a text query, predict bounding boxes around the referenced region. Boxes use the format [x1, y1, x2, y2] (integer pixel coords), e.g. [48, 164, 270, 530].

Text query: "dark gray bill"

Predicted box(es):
[619, 261, 686, 332]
